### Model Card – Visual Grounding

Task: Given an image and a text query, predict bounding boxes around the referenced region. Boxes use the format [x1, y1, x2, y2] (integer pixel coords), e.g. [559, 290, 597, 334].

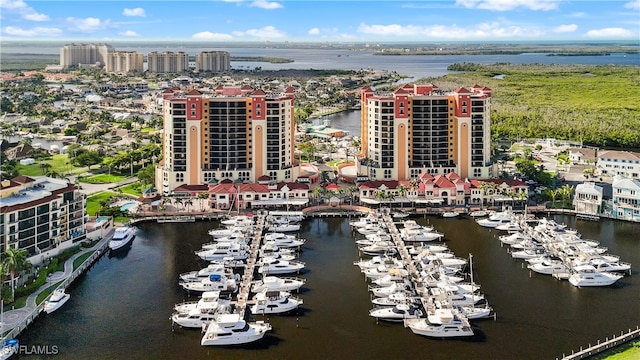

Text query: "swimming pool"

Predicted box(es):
[119, 202, 137, 212]
[96, 216, 110, 222]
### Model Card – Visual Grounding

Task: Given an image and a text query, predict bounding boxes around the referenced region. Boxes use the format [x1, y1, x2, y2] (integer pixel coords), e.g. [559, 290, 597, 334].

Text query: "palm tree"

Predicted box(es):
[2, 248, 31, 302]
[396, 184, 408, 208]
[173, 197, 183, 212]
[346, 184, 359, 205]
[40, 162, 52, 175]
[312, 186, 326, 205]
[197, 192, 209, 211]
[184, 198, 193, 213]
[544, 188, 559, 208]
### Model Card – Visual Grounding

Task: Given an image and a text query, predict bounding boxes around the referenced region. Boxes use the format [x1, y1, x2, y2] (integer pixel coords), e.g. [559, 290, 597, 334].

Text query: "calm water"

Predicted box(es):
[3, 42, 638, 81]
[19, 215, 640, 360]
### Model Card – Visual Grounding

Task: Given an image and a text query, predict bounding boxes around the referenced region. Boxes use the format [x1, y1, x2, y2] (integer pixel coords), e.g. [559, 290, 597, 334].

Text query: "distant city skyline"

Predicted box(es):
[1, 0, 639, 42]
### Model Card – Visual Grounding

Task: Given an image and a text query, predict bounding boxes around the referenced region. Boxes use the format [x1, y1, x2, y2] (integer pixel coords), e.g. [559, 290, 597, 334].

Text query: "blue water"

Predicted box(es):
[119, 203, 136, 211]
[96, 216, 110, 222]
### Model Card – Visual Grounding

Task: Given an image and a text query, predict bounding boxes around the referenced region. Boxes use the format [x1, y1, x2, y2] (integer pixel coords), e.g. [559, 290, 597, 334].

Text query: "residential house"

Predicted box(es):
[207, 182, 310, 210]
[573, 182, 603, 216]
[611, 176, 640, 222]
[569, 147, 597, 165]
[597, 150, 640, 180]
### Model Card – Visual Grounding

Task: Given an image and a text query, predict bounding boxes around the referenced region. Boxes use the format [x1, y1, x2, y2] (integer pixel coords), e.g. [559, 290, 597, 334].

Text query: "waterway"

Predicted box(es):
[18, 215, 639, 360]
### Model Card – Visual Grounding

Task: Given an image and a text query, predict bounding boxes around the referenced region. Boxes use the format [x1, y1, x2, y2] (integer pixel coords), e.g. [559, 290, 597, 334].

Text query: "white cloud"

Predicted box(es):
[0, 0, 49, 21]
[585, 27, 635, 38]
[308, 27, 320, 35]
[119, 30, 140, 37]
[123, 7, 146, 17]
[553, 24, 577, 33]
[249, 0, 282, 10]
[2, 25, 61, 37]
[66, 17, 111, 32]
[356, 22, 553, 39]
[308, 27, 339, 36]
[192, 31, 234, 40]
[568, 12, 587, 18]
[455, 0, 559, 11]
[233, 25, 286, 38]
[624, 0, 640, 10]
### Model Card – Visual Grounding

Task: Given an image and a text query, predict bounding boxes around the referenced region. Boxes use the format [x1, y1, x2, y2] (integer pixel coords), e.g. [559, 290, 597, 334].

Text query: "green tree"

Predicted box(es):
[137, 166, 155, 186]
[2, 248, 31, 302]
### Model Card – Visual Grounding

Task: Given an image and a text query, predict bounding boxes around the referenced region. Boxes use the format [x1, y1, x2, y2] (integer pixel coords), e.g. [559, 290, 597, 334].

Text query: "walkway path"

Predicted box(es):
[1, 232, 112, 337]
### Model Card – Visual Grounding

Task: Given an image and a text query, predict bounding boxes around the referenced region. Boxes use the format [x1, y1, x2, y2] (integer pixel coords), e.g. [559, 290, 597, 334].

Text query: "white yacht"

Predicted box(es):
[371, 292, 419, 307]
[469, 210, 488, 217]
[404, 316, 474, 338]
[442, 211, 459, 218]
[400, 228, 443, 242]
[360, 242, 398, 256]
[527, 260, 569, 275]
[568, 265, 623, 287]
[369, 304, 422, 322]
[251, 276, 306, 293]
[349, 214, 380, 228]
[369, 281, 415, 298]
[200, 314, 271, 346]
[476, 211, 513, 228]
[249, 290, 303, 315]
[357, 224, 386, 236]
[178, 263, 234, 283]
[180, 274, 238, 293]
[172, 292, 232, 328]
[263, 234, 305, 249]
[208, 226, 251, 239]
[196, 243, 249, 262]
[495, 222, 521, 232]
[257, 258, 305, 275]
[363, 264, 406, 280]
[43, 288, 70, 314]
[267, 222, 301, 232]
[354, 255, 403, 271]
[109, 226, 135, 251]
[221, 215, 254, 227]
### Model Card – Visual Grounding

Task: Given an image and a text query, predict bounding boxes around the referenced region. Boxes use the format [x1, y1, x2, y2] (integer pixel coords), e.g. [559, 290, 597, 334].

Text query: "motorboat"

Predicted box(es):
[476, 211, 513, 228]
[43, 288, 70, 314]
[499, 232, 530, 246]
[585, 258, 632, 274]
[363, 264, 406, 280]
[459, 304, 493, 320]
[568, 265, 624, 287]
[202, 233, 248, 248]
[357, 224, 387, 236]
[263, 235, 305, 249]
[180, 274, 238, 293]
[371, 292, 419, 307]
[354, 255, 403, 271]
[511, 248, 547, 260]
[429, 287, 484, 306]
[259, 242, 297, 260]
[369, 304, 422, 322]
[495, 222, 521, 232]
[360, 242, 398, 256]
[196, 243, 249, 262]
[369, 280, 415, 298]
[442, 211, 459, 218]
[257, 258, 305, 275]
[109, 226, 135, 251]
[527, 260, 569, 275]
[179, 263, 235, 283]
[172, 292, 233, 328]
[401, 220, 433, 232]
[249, 290, 303, 315]
[392, 211, 410, 219]
[0, 339, 18, 360]
[469, 210, 488, 217]
[267, 222, 301, 232]
[200, 313, 271, 346]
[349, 214, 380, 228]
[404, 316, 474, 338]
[251, 276, 306, 293]
[407, 244, 450, 256]
[363, 231, 392, 242]
[221, 215, 254, 227]
[372, 269, 410, 287]
[208, 226, 252, 238]
[401, 228, 443, 242]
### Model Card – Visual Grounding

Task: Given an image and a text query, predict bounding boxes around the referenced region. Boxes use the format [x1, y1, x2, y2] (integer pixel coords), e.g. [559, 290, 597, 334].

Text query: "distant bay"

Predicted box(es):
[2, 41, 638, 82]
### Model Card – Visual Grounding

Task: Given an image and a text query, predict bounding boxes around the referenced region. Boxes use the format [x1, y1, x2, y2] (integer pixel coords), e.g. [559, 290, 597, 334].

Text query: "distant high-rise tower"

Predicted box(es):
[59, 43, 114, 69]
[195, 51, 230, 73]
[147, 51, 189, 73]
[156, 86, 299, 195]
[359, 84, 494, 180]
[106, 51, 144, 74]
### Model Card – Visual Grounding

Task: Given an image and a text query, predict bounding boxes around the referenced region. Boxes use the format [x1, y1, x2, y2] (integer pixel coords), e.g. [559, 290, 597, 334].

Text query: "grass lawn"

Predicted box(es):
[86, 191, 117, 216]
[15, 154, 84, 177]
[596, 341, 640, 360]
[78, 173, 128, 184]
[73, 252, 93, 271]
[119, 182, 144, 197]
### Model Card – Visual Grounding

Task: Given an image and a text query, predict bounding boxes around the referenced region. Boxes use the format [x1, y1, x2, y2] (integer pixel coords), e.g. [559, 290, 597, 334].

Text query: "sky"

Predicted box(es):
[1, 0, 639, 42]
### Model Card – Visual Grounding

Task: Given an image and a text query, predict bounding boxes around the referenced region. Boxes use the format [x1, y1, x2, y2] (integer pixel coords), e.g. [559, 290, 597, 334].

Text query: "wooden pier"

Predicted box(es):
[559, 326, 640, 360]
[235, 214, 266, 318]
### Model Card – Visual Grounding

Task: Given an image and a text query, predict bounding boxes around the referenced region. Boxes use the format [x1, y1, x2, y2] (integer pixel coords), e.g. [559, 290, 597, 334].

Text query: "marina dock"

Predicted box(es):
[235, 214, 266, 317]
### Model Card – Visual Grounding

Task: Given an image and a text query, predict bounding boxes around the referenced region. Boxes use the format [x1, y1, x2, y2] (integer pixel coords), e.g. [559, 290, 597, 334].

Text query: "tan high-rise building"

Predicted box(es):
[156, 86, 299, 195]
[147, 51, 189, 73]
[195, 51, 230, 73]
[59, 43, 114, 69]
[106, 51, 144, 74]
[359, 84, 494, 181]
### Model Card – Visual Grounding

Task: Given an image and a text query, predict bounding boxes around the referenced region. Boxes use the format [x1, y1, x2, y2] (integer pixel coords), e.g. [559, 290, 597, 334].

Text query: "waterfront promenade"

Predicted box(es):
[1, 231, 113, 341]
